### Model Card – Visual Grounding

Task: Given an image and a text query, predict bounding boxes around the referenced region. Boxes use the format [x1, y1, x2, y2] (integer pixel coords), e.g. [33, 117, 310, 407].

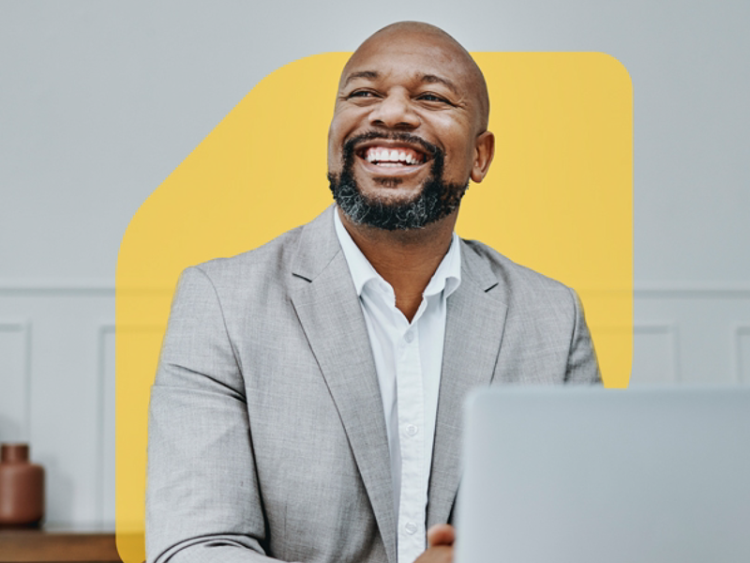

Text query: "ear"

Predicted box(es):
[470, 130, 495, 184]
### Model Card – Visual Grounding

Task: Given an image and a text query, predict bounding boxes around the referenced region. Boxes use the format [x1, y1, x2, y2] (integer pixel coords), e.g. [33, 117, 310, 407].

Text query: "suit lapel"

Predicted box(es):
[290, 206, 397, 563]
[426, 240, 509, 528]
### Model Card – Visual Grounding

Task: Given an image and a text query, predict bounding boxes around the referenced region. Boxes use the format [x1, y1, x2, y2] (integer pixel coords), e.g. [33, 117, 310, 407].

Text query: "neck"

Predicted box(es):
[337, 207, 457, 322]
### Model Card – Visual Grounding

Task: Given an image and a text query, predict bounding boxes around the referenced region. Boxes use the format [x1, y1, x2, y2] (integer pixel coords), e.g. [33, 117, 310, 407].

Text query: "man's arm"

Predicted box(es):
[564, 287, 602, 384]
[146, 267, 290, 563]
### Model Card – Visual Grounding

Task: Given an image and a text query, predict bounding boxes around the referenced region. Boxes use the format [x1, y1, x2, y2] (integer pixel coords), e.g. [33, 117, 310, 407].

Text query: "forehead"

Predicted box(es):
[341, 32, 475, 93]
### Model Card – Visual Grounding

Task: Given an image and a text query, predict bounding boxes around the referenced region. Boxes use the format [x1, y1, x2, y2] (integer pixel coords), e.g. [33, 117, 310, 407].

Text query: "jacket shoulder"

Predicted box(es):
[188, 224, 305, 290]
[461, 238, 574, 298]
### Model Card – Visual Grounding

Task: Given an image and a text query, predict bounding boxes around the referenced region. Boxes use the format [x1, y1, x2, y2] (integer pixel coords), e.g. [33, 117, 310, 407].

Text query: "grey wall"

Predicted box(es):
[1, 0, 748, 528]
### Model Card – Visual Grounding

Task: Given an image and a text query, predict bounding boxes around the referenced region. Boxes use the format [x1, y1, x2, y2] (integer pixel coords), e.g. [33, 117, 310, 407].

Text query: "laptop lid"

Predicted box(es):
[455, 387, 750, 563]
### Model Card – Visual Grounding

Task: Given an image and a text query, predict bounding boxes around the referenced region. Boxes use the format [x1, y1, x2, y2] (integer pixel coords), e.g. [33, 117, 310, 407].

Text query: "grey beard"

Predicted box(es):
[328, 135, 468, 231]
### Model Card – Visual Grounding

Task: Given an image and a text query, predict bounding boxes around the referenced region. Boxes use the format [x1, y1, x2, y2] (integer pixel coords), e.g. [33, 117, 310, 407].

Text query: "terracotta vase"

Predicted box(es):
[0, 443, 45, 527]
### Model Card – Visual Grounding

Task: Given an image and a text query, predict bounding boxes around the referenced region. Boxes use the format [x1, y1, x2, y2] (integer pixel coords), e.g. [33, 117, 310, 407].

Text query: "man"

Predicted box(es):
[146, 21, 600, 563]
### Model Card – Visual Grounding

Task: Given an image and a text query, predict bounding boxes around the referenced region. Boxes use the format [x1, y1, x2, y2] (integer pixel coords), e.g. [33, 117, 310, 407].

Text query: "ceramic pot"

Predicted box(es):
[0, 443, 44, 526]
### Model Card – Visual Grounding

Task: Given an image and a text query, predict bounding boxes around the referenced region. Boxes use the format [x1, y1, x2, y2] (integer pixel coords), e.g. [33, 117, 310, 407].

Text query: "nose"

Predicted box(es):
[369, 91, 420, 130]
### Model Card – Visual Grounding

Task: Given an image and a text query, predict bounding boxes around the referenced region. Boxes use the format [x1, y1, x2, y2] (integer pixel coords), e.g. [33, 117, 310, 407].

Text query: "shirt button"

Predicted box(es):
[407, 425, 418, 436]
[405, 522, 418, 535]
[404, 331, 414, 343]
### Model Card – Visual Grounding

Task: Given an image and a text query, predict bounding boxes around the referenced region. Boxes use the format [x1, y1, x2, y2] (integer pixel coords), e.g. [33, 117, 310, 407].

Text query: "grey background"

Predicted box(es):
[1, 0, 749, 528]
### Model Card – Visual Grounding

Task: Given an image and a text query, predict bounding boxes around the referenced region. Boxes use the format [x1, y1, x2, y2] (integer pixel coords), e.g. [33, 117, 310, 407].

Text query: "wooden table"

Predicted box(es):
[0, 528, 122, 563]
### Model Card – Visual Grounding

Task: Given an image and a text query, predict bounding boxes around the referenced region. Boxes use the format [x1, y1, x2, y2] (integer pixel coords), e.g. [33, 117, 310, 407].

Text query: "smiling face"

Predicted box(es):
[327, 23, 494, 230]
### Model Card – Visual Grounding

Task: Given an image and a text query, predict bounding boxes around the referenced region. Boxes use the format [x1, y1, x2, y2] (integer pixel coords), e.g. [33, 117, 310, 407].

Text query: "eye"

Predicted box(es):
[347, 90, 377, 99]
[418, 93, 449, 103]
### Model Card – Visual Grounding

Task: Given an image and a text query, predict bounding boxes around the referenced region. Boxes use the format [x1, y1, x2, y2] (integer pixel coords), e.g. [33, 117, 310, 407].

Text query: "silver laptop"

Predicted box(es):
[455, 387, 750, 563]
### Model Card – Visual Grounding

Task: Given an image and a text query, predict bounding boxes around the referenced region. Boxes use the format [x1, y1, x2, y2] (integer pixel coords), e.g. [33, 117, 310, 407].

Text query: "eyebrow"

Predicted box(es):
[420, 74, 459, 95]
[342, 71, 460, 95]
[343, 71, 379, 88]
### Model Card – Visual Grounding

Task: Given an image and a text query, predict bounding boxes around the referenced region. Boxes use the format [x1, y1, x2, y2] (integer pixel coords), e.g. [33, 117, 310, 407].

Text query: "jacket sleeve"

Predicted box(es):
[146, 267, 294, 563]
[564, 287, 603, 384]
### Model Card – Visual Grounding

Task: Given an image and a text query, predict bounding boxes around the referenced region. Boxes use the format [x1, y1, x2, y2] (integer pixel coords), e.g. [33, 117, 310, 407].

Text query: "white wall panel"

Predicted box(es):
[0, 287, 114, 528]
[633, 288, 750, 384]
[736, 326, 750, 384]
[631, 324, 678, 385]
[99, 324, 116, 527]
[0, 321, 31, 441]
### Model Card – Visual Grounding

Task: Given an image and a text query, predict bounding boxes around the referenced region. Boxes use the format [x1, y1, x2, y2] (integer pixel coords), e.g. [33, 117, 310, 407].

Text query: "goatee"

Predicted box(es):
[328, 132, 468, 231]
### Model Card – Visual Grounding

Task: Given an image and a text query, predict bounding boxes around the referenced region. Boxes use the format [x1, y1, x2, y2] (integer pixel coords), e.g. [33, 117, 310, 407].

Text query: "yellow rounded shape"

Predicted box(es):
[116, 52, 632, 562]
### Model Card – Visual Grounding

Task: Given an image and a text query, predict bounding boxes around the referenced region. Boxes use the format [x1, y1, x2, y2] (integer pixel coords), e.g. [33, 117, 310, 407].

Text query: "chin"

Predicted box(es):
[328, 137, 467, 231]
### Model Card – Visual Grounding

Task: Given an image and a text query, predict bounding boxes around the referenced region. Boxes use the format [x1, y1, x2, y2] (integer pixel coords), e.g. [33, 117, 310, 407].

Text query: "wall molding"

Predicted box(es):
[0, 282, 115, 295]
[633, 285, 750, 299]
[632, 322, 681, 383]
[0, 320, 33, 440]
[96, 323, 116, 525]
[2, 281, 750, 298]
[733, 324, 750, 384]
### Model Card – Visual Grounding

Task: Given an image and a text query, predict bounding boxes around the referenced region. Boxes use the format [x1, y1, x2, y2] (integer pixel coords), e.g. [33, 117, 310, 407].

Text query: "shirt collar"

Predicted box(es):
[333, 207, 462, 299]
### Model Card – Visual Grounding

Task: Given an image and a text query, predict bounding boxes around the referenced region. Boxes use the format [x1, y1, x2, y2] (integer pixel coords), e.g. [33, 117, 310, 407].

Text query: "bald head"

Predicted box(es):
[327, 19, 496, 220]
[343, 21, 490, 132]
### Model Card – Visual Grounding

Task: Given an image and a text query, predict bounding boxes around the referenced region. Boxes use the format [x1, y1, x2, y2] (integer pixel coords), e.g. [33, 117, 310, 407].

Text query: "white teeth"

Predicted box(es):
[364, 147, 421, 165]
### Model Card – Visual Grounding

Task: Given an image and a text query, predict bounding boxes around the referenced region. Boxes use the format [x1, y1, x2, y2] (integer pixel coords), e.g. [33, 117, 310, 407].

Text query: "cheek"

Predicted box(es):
[443, 141, 477, 180]
[327, 112, 360, 169]
[330, 107, 364, 138]
[327, 125, 348, 170]
[431, 119, 476, 171]
[327, 145, 342, 172]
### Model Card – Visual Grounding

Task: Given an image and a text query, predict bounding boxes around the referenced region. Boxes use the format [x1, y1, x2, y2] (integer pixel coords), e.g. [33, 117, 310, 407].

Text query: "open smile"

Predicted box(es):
[354, 141, 432, 177]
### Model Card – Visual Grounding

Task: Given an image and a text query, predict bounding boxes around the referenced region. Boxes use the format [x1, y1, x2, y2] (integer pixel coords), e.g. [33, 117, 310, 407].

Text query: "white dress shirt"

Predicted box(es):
[334, 209, 462, 563]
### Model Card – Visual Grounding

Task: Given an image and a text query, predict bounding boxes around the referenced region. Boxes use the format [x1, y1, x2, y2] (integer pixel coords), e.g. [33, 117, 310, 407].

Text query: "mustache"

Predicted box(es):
[342, 131, 439, 159]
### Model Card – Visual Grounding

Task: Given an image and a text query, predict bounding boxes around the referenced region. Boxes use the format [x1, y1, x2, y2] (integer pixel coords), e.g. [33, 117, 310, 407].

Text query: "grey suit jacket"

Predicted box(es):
[146, 205, 600, 563]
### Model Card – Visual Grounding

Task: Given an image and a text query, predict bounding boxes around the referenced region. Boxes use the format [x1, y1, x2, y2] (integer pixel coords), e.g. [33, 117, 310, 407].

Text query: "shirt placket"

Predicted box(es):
[396, 323, 427, 563]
